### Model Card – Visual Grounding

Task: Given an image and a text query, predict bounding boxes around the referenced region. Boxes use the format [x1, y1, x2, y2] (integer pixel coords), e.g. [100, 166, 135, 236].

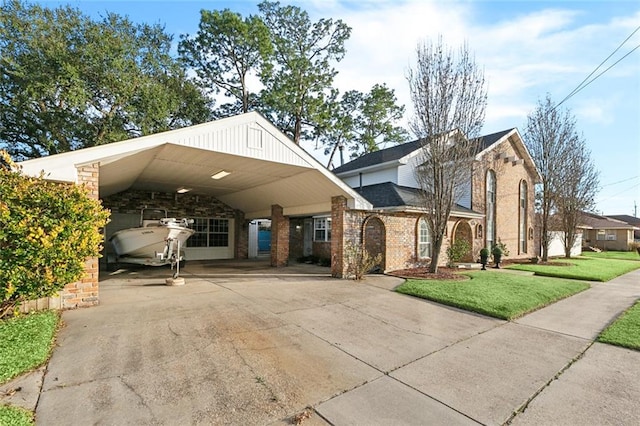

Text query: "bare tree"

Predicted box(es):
[523, 95, 598, 260]
[556, 137, 599, 257]
[407, 38, 487, 273]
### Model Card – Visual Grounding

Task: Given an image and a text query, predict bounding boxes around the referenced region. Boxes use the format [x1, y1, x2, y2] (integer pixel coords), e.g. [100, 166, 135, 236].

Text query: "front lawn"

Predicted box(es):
[396, 271, 589, 320]
[0, 310, 59, 384]
[598, 301, 640, 350]
[582, 250, 640, 262]
[507, 256, 640, 282]
[0, 405, 33, 426]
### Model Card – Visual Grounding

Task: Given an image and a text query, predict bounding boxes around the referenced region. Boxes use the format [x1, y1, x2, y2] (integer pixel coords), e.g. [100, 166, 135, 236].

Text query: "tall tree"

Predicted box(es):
[178, 9, 272, 115]
[0, 0, 211, 159]
[522, 95, 598, 260]
[258, 0, 351, 144]
[319, 84, 408, 168]
[406, 38, 487, 273]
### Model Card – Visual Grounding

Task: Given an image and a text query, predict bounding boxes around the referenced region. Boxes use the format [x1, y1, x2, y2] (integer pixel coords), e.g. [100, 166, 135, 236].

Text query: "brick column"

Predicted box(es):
[235, 210, 249, 259]
[61, 163, 100, 309]
[331, 196, 347, 278]
[271, 204, 289, 267]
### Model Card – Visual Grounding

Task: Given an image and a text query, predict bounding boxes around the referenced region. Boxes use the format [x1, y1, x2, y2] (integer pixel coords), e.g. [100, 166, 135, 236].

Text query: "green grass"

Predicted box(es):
[0, 405, 34, 426]
[396, 271, 589, 320]
[0, 310, 59, 384]
[507, 256, 640, 282]
[582, 250, 640, 262]
[598, 301, 640, 350]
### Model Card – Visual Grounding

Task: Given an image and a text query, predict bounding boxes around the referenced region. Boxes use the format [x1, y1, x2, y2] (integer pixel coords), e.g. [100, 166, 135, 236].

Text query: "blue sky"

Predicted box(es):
[40, 0, 640, 215]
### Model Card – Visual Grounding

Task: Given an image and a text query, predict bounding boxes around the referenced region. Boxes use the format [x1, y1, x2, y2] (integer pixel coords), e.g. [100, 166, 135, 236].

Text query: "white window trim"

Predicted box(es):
[313, 217, 332, 242]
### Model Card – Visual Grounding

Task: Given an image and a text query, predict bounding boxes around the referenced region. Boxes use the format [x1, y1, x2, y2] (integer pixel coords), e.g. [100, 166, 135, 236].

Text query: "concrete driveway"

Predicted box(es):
[12, 262, 640, 425]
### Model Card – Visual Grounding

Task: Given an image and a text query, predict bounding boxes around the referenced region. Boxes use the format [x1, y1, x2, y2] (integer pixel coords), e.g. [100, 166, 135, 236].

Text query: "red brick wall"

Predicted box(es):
[61, 163, 100, 309]
[271, 204, 289, 267]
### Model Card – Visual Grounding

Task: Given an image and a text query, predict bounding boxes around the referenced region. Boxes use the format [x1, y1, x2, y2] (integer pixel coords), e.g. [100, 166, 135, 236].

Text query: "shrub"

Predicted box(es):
[344, 241, 382, 280]
[446, 238, 471, 267]
[0, 151, 110, 318]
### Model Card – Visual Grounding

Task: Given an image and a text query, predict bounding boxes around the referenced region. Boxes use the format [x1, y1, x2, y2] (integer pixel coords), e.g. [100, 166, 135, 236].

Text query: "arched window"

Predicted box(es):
[519, 180, 528, 253]
[476, 224, 483, 239]
[417, 218, 432, 259]
[486, 170, 496, 249]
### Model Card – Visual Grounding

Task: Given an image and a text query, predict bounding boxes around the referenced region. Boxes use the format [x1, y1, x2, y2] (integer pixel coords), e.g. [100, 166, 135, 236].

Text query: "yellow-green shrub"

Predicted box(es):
[0, 151, 109, 318]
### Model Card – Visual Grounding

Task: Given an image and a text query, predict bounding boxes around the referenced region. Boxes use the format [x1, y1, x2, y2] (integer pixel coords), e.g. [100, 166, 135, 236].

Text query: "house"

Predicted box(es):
[17, 112, 372, 308]
[606, 215, 640, 242]
[16, 112, 541, 310]
[333, 128, 541, 270]
[580, 212, 638, 251]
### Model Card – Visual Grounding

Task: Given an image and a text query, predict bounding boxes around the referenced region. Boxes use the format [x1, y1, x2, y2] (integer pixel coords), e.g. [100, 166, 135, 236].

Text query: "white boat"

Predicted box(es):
[109, 209, 195, 267]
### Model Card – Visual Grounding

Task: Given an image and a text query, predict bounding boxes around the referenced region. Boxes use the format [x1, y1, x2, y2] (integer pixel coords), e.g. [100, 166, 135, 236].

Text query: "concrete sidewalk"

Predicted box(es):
[2, 265, 639, 425]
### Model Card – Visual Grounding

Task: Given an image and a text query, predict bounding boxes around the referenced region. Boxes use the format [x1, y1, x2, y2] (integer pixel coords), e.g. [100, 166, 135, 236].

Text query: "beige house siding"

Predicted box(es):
[583, 228, 634, 251]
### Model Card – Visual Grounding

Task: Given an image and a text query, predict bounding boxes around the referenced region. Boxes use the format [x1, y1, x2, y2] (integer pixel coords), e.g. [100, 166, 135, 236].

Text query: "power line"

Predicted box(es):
[601, 175, 640, 188]
[556, 25, 640, 109]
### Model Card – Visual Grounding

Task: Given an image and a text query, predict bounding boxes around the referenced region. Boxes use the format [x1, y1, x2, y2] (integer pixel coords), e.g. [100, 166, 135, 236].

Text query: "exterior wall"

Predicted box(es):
[60, 163, 100, 309]
[471, 138, 536, 259]
[333, 206, 483, 273]
[341, 166, 398, 188]
[548, 231, 583, 257]
[289, 218, 305, 260]
[102, 189, 244, 261]
[397, 161, 419, 187]
[583, 229, 633, 251]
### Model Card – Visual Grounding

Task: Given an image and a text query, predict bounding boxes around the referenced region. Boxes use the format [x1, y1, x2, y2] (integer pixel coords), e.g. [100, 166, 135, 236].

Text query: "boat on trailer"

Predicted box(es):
[109, 209, 195, 273]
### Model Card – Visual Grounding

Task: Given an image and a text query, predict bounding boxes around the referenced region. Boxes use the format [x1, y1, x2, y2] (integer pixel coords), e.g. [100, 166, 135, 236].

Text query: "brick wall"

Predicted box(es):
[60, 163, 100, 309]
[471, 137, 537, 259]
[271, 204, 289, 267]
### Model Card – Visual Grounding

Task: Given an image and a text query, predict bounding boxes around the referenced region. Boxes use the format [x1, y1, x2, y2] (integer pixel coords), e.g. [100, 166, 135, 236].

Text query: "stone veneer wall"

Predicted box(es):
[101, 189, 248, 259]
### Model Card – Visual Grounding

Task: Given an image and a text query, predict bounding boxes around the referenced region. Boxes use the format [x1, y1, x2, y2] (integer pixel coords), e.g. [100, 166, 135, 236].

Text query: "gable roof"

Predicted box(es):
[333, 128, 535, 179]
[606, 215, 640, 227]
[17, 112, 372, 218]
[580, 212, 639, 230]
[333, 140, 422, 174]
[355, 182, 482, 218]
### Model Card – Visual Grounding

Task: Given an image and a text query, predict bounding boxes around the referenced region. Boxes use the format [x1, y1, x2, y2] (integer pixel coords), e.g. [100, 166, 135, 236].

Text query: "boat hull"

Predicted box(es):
[110, 224, 195, 261]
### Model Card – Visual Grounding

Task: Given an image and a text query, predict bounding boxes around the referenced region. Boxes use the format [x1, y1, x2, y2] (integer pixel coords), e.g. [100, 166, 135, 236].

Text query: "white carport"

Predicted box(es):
[19, 112, 370, 219]
[18, 112, 371, 308]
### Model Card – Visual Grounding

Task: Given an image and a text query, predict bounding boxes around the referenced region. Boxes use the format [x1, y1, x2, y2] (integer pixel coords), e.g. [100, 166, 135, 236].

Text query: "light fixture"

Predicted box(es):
[211, 170, 231, 180]
[176, 187, 191, 194]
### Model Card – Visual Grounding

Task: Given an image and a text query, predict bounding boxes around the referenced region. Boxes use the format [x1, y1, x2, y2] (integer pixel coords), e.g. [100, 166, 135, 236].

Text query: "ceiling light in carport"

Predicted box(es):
[176, 187, 191, 193]
[211, 170, 231, 180]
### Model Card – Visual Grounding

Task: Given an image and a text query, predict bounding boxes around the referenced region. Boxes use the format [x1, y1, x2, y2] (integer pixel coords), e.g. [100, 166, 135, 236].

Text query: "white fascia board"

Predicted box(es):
[370, 206, 484, 219]
[335, 159, 406, 178]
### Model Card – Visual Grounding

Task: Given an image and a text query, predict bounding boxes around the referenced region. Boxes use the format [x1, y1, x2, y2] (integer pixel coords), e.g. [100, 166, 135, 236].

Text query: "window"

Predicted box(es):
[476, 224, 483, 239]
[486, 170, 496, 248]
[187, 218, 229, 247]
[596, 230, 606, 240]
[606, 231, 617, 241]
[314, 217, 331, 242]
[519, 180, 528, 253]
[417, 218, 432, 259]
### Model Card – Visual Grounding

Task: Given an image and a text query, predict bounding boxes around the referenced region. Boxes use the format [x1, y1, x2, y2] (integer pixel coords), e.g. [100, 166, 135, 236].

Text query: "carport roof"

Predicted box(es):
[18, 112, 372, 219]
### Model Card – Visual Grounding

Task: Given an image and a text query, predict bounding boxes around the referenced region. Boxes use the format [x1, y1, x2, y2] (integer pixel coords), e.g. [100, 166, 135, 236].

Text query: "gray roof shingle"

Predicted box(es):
[333, 128, 515, 175]
[355, 182, 482, 216]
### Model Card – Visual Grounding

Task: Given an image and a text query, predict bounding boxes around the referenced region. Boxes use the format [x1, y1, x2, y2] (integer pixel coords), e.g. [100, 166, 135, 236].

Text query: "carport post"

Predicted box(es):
[331, 196, 347, 278]
[270, 204, 289, 267]
[60, 163, 101, 309]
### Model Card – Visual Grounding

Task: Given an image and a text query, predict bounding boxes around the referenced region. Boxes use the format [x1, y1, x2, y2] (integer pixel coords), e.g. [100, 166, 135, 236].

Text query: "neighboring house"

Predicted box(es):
[333, 128, 541, 270]
[581, 212, 638, 251]
[606, 215, 640, 242]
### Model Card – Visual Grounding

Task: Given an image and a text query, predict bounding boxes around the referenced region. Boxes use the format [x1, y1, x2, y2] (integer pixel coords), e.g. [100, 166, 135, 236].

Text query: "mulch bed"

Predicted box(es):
[388, 267, 468, 281]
